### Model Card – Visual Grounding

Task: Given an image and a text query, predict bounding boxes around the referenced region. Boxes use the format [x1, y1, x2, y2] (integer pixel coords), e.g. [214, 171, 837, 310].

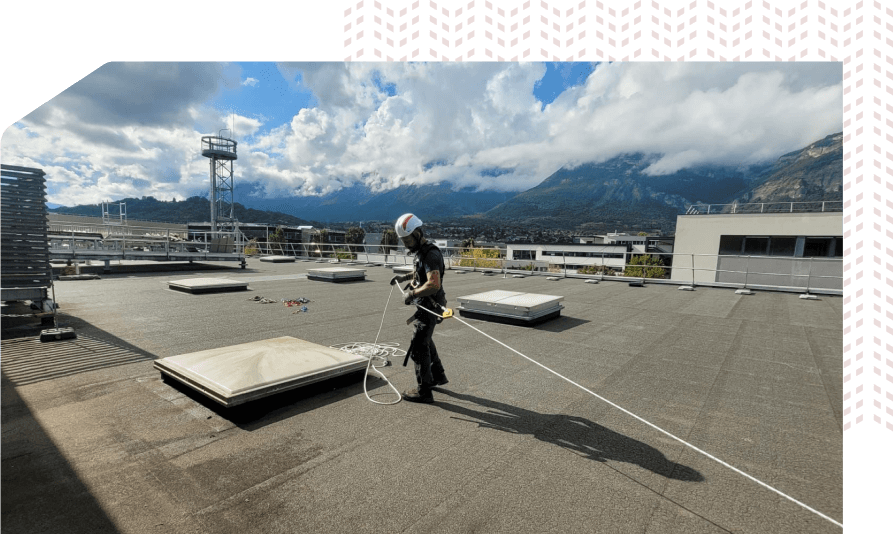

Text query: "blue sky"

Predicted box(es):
[2, 61, 841, 207]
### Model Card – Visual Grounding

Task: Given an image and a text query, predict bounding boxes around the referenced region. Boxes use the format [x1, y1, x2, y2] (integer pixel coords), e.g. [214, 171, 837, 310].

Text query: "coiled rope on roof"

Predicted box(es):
[331, 284, 404, 405]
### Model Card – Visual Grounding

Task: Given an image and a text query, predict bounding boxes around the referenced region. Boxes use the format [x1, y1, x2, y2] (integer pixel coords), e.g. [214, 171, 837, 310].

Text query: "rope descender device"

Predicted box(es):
[397, 282, 454, 320]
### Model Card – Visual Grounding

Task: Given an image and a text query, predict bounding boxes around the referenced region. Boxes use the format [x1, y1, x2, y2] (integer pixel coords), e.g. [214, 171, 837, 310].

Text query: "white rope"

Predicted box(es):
[331, 284, 403, 405]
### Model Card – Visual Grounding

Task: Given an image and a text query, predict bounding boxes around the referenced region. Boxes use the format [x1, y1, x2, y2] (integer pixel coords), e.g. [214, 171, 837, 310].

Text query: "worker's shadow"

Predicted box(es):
[436, 390, 704, 482]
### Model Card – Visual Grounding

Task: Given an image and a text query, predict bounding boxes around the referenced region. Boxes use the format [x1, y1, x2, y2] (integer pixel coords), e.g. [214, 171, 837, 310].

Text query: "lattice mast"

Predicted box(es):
[201, 131, 237, 234]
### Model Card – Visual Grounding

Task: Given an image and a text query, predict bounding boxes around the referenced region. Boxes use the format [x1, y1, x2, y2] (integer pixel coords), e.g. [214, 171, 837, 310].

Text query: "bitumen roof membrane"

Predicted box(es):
[1, 258, 843, 533]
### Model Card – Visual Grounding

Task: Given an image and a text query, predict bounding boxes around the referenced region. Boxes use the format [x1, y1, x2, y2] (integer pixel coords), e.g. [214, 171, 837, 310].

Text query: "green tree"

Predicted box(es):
[345, 227, 366, 245]
[460, 237, 476, 250]
[578, 264, 614, 275]
[380, 229, 397, 255]
[623, 254, 666, 278]
[269, 226, 285, 254]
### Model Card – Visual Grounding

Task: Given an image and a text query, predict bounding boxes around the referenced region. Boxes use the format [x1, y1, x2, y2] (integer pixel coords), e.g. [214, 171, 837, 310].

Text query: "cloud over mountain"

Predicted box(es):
[2, 62, 841, 207]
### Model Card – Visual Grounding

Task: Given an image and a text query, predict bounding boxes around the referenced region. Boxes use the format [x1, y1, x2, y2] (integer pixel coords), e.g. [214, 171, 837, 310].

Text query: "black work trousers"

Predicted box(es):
[407, 307, 446, 390]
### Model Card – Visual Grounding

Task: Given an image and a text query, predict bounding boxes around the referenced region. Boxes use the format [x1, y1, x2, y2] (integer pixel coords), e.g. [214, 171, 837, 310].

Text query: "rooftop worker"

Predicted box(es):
[390, 213, 449, 403]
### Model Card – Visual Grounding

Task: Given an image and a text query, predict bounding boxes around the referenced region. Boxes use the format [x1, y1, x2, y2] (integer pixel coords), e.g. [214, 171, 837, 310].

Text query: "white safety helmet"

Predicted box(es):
[395, 213, 423, 238]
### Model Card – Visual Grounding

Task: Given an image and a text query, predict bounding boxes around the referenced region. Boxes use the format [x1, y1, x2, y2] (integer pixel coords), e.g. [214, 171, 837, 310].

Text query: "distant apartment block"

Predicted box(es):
[506, 243, 625, 273]
[506, 233, 672, 273]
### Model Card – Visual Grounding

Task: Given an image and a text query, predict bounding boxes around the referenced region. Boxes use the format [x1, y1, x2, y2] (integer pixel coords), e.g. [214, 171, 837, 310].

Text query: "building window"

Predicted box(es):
[743, 237, 769, 255]
[719, 235, 744, 255]
[768, 237, 797, 256]
[719, 235, 842, 258]
[803, 237, 838, 257]
[513, 250, 535, 260]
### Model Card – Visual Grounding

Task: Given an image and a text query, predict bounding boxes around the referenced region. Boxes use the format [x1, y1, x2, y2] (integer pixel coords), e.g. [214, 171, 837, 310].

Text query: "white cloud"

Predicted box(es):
[536, 62, 842, 175]
[242, 77, 259, 87]
[1, 61, 842, 207]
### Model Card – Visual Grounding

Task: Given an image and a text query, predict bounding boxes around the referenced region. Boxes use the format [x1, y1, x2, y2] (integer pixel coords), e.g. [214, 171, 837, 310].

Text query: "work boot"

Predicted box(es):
[402, 387, 434, 404]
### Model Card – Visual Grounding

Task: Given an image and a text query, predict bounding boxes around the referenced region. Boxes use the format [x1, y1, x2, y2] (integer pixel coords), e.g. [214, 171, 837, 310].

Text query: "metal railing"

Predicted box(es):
[49, 215, 190, 229]
[685, 201, 842, 215]
[49, 221, 190, 239]
[201, 135, 237, 157]
[239, 242, 843, 295]
[48, 226, 246, 260]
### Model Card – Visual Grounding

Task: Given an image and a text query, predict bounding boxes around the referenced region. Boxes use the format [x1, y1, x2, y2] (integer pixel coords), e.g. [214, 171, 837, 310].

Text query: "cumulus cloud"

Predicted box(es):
[255, 62, 553, 193]
[1, 61, 841, 207]
[237, 61, 840, 196]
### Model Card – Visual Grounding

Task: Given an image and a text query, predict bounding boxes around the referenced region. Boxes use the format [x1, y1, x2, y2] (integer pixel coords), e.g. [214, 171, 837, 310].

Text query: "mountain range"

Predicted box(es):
[241, 183, 519, 223]
[483, 131, 842, 229]
[50, 132, 842, 233]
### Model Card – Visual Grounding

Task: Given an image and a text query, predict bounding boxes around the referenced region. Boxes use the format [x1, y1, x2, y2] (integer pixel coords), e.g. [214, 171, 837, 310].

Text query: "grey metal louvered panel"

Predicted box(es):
[1, 164, 52, 292]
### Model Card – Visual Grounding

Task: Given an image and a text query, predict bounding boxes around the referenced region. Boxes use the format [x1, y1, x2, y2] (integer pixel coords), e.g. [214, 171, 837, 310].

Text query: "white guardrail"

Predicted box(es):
[46, 228, 843, 295]
[241, 242, 843, 295]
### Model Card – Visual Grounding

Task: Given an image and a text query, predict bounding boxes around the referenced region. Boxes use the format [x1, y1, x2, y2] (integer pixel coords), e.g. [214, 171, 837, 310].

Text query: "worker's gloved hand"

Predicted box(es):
[403, 290, 415, 306]
[389, 275, 401, 286]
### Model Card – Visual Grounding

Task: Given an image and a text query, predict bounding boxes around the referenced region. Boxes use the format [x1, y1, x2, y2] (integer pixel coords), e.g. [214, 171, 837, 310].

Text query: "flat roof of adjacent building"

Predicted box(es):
[1, 259, 842, 533]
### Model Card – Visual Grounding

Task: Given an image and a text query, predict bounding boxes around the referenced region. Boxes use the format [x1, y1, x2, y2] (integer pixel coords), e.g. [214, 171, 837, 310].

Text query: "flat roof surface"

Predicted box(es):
[1, 259, 843, 533]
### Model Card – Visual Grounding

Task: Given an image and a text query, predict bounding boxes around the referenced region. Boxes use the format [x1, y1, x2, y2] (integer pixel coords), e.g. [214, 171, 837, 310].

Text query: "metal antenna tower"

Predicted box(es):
[201, 130, 238, 234]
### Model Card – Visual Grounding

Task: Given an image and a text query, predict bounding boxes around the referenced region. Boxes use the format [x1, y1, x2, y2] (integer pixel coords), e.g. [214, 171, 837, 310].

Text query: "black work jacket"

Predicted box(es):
[412, 242, 447, 306]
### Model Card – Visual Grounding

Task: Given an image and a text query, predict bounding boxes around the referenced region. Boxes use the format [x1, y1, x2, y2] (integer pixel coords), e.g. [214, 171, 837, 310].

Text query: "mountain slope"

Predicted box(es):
[483, 132, 842, 229]
[483, 156, 759, 229]
[730, 132, 843, 204]
[241, 182, 518, 222]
